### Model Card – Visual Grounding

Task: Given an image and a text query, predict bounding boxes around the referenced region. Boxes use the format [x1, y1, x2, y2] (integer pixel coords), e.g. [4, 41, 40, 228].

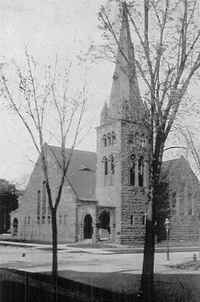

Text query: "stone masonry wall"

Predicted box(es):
[170, 215, 200, 242]
[121, 187, 146, 244]
[120, 121, 149, 245]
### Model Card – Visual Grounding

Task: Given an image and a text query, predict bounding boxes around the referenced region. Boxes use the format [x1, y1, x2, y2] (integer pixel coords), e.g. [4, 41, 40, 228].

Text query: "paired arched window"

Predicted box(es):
[138, 156, 144, 187]
[103, 155, 115, 177]
[130, 154, 135, 186]
[129, 154, 145, 187]
[102, 132, 116, 147]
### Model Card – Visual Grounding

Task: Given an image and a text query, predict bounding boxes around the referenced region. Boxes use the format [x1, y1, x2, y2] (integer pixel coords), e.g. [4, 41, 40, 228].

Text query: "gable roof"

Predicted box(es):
[47, 145, 97, 201]
[43, 145, 199, 201]
[162, 155, 199, 187]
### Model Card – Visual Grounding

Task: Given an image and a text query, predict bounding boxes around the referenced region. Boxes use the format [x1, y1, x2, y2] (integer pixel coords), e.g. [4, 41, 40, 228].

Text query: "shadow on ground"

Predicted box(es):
[0, 268, 200, 302]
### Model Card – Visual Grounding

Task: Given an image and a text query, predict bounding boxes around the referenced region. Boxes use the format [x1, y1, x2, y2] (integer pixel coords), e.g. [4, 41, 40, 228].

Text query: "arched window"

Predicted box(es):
[130, 215, 134, 225]
[107, 133, 112, 145]
[141, 134, 146, 148]
[122, 100, 129, 120]
[103, 157, 108, 175]
[13, 218, 18, 236]
[37, 190, 41, 218]
[111, 131, 116, 144]
[42, 181, 46, 217]
[110, 154, 115, 174]
[130, 154, 135, 186]
[138, 156, 144, 187]
[103, 135, 107, 147]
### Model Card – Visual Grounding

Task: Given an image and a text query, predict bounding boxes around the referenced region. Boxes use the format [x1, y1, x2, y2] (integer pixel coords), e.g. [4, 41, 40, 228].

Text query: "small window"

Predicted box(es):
[27, 216, 30, 224]
[48, 216, 51, 224]
[103, 157, 108, 175]
[110, 155, 115, 175]
[42, 216, 45, 224]
[103, 135, 107, 147]
[138, 156, 144, 187]
[111, 132, 116, 144]
[107, 133, 112, 145]
[37, 216, 40, 224]
[130, 215, 134, 225]
[37, 190, 41, 217]
[59, 215, 62, 224]
[130, 166, 135, 185]
[130, 154, 135, 186]
[172, 192, 176, 208]
[24, 216, 27, 224]
[141, 134, 146, 148]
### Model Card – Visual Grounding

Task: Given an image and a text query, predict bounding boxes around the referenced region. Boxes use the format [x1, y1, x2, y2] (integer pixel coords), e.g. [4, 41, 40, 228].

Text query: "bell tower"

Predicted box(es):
[96, 3, 149, 244]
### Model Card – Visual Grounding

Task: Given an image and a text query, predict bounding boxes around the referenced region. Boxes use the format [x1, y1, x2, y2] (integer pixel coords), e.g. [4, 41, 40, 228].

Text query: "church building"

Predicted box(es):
[10, 7, 200, 245]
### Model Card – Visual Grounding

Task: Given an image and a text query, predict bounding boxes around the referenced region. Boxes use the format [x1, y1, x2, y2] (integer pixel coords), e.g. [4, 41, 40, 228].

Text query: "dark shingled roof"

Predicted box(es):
[48, 145, 97, 201]
[162, 155, 199, 185]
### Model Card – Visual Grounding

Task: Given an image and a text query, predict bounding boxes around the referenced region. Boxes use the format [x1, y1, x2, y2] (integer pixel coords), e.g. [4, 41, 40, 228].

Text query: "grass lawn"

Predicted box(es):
[58, 270, 200, 301]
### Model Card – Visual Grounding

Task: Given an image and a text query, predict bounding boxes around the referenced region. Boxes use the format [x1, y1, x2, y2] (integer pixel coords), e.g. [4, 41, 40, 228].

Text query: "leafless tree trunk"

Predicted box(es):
[1, 51, 87, 284]
[99, 1, 200, 300]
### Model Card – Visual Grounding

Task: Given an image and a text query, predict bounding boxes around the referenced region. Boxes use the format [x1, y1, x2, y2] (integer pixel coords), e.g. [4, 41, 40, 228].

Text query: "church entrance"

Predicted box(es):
[83, 214, 93, 239]
[98, 210, 110, 240]
[13, 218, 18, 236]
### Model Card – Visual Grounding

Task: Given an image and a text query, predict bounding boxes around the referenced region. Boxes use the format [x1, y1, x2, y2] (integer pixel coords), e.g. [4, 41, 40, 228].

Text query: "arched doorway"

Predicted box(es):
[83, 214, 93, 239]
[13, 218, 18, 236]
[98, 210, 110, 240]
[99, 210, 110, 232]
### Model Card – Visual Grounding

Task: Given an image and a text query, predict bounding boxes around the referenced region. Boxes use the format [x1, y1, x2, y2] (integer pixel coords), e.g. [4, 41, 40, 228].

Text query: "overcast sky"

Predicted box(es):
[0, 0, 199, 186]
[0, 0, 116, 186]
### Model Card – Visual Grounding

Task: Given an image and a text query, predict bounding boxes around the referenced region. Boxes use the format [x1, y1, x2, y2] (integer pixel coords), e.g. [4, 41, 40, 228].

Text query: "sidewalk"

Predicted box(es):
[0, 238, 200, 255]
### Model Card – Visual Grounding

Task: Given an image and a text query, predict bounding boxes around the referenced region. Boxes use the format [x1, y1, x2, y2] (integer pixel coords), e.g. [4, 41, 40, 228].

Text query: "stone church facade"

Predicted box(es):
[10, 7, 200, 244]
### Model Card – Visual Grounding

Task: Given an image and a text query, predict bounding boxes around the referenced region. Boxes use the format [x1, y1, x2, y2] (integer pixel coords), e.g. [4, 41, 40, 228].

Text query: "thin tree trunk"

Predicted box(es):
[141, 196, 155, 302]
[141, 147, 163, 301]
[51, 207, 58, 301]
[141, 157, 155, 302]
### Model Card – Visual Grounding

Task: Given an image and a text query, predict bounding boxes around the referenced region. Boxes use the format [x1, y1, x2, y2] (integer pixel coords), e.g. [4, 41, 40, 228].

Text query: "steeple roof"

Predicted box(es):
[108, 2, 144, 122]
[100, 101, 110, 124]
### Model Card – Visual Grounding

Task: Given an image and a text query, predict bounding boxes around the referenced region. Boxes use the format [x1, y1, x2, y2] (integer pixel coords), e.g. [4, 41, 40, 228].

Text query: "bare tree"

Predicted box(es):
[99, 1, 200, 301]
[1, 51, 87, 284]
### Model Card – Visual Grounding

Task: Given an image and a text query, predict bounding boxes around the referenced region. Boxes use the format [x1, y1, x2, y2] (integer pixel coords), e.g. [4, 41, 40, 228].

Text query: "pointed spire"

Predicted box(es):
[100, 101, 110, 125]
[109, 2, 144, 121]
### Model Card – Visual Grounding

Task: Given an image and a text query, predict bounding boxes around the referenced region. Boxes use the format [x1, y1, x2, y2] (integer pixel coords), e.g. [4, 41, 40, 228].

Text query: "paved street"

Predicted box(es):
[0, 241, 199, 275]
